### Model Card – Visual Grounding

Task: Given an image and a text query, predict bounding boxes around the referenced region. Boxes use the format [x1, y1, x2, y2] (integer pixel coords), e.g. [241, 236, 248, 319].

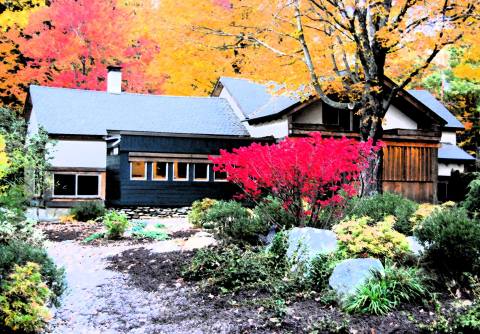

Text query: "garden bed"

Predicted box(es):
[38, 221, 169, 246]
[107, 247, 445, 333]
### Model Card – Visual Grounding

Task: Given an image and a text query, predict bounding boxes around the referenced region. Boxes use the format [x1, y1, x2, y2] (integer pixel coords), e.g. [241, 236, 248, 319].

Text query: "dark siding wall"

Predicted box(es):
[107, 135, 269, 207]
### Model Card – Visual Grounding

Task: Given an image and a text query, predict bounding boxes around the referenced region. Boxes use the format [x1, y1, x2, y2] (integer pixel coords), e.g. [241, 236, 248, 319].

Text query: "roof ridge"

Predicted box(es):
[30, 84, 225, 100]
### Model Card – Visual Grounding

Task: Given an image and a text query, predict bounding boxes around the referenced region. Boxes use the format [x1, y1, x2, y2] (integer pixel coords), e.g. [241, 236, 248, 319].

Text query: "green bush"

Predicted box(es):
[0, 241, 66, 305]
[345, 192, 418, 235]
[463, 176, 480, 218]
[308, 252, 343, 291]
[182, 245, 275, 292]
[103, 210, 129, 239]
[188, 198, 218, 227]
[0, 208, 44, 247]
[0, 262, 51, 333]
[414, 207, 480, 277]
[252, 196, 296, 229]
[70, 200, 106, 222]
[344, 262, 431, 315]
[205, 201, 269, 245]
[132, 230, 169, 240]
[421, 302, 480, 333]
[83, 232, 105, 243]
[333, 216, 410, 260]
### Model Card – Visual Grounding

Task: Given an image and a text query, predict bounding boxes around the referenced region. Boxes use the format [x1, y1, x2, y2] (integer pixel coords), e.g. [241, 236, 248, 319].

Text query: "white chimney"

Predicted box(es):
[107, 66, 122, 94]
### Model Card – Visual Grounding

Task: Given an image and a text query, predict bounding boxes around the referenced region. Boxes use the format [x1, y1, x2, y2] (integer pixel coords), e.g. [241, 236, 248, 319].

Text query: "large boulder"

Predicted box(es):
[329, 258, 384, 301]
[286, 227, 338, 263]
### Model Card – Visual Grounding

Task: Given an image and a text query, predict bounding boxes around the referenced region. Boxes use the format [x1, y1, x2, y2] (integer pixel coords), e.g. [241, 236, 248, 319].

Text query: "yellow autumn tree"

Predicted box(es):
[0, 135, 9, 180]
[156, 0, 477, 193]
[0, 0, 45, 107]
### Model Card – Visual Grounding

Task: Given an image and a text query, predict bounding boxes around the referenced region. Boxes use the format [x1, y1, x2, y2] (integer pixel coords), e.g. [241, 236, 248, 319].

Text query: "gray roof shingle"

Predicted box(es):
[219, 77, 299, 120]
[438, 143, 475, 161]
[29, 85, 249, 137]
[407, 90, 464, 129]
[221, 77, 465, 129]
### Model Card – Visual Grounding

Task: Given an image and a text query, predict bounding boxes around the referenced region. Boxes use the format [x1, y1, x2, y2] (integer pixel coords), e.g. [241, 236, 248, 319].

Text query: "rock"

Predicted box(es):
[407, 236, 424, 256]
[195, 231, 213, 238]
[183, 235, 217, 250]
[329, 258, 384, 301]
[286, 227, 338, 263]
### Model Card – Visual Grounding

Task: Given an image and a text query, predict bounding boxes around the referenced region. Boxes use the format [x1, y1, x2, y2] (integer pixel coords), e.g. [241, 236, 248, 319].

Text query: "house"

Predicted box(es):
[25, 67, 475, 207]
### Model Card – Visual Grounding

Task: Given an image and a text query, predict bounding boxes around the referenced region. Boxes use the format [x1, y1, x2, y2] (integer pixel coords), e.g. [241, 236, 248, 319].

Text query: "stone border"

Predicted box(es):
[116, 207, 191, 220]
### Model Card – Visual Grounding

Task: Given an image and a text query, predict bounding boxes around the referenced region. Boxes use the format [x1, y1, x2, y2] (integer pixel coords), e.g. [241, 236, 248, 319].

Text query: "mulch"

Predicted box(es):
[38, 221, 103, 242]
[106, 247, 445, 334]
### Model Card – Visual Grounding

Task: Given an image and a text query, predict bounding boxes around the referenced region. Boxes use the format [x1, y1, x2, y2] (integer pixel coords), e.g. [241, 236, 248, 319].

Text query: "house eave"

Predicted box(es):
[113, 130, 255, 140]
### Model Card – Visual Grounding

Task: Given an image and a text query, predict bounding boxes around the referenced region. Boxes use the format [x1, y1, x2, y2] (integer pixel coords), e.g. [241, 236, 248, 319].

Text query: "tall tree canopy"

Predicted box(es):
[0, 0, 45, 106]
[18, 0, 164, 95]
[174, 0, 477, 193]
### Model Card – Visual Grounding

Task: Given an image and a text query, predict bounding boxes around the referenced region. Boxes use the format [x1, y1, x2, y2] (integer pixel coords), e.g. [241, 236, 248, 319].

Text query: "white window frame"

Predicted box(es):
[130, 161, 147, 180]
[152, 162, 169, 181]
[52, 173, 101, 198]
[213, 170, 228, 182]
[193, 163, 210, 182]
[173, 161, 189, 181]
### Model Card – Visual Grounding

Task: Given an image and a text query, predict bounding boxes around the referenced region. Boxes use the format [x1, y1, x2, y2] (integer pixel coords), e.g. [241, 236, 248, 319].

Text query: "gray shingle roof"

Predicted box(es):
[219, 77, 299, 120]
[438, 143, 475, 161]
[29, 85, 249, 137]
[407, 90, 464, 129]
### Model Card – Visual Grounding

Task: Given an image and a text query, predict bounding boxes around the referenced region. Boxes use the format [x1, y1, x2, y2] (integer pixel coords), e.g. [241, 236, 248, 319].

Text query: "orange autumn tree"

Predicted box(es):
[173, 0, 477, 194]
[18, 0, 164, 95]
[0, 0, 45, 107]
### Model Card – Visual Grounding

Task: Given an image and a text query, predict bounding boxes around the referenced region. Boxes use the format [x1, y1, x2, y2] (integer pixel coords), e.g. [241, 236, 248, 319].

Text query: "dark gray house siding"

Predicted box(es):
[107, 134, 272, 207]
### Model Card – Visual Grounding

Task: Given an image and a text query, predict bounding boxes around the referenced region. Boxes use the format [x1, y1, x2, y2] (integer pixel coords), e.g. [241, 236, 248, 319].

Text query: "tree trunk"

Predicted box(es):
[359, 94, 385, 196]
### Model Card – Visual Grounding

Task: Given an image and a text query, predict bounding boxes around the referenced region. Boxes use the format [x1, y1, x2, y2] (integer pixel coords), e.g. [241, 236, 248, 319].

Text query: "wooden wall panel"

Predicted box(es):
[382, 141, 438, 203]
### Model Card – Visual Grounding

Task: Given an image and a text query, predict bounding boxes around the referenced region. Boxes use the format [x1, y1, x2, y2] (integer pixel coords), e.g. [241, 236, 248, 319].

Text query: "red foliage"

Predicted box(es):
[19, 0, 164, 93]
[210, 132, 382, 225]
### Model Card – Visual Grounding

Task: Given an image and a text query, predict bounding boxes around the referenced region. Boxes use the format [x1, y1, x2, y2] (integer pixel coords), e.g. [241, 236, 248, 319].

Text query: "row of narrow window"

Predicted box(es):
[130, 161, 227, 182]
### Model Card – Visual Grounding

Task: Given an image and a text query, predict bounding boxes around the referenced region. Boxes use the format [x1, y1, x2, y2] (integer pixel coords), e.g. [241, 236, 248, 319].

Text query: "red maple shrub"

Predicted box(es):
[210, 132, 381, 226]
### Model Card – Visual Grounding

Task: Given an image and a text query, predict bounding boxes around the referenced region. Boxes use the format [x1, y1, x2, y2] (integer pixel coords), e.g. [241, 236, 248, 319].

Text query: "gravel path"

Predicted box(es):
[44, 218, 222, 334]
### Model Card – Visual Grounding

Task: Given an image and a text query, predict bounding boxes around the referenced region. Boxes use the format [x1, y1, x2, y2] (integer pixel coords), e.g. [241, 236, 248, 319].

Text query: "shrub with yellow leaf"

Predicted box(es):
[59, 214, 76, 224]
[0, 262, 52, 333]
[409, 201, 456, 228]
[333, 216, 410, 260]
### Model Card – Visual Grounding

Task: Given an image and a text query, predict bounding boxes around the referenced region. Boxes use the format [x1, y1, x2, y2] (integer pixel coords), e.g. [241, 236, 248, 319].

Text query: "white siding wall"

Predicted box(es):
[249, 118, 289, 138]
[383, 104, 417, 130]
[438, 162, 465, 176]
[48, 140, 106, 168]
[26, 108, 39, 137]
[441, 131, 457, 145]
[292, 103, 322, 123]
[219, 86, 289, 139]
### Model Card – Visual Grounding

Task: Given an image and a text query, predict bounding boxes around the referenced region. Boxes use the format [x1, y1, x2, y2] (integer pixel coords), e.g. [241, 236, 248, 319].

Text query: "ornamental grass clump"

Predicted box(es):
[344, 262, 431, 315]
[333, 216, 410, 260]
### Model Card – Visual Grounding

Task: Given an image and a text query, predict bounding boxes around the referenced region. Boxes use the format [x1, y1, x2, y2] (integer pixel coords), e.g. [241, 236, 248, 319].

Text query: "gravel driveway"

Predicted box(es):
[44, 218, 221, 334]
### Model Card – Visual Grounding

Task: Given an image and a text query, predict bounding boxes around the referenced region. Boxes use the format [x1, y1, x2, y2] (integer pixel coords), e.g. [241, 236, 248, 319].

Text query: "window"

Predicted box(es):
[153, 162, 168, 181]
[173, 161, 189, 181]
[130, 161, 146, 180]
[53, 174, 99, 197]
[214, 170, 228, 182]
[77, 175, 100, 195]
[194, 163, 209, 181]
[323, 109, 340, 126]
[53, 174, 76, 196]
